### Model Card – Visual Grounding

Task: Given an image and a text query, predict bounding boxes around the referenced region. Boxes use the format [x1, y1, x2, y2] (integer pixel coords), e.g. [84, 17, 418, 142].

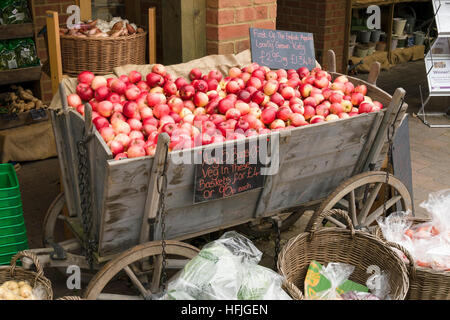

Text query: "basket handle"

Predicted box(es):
[282, 279, 304, 300]
[308, 209, 356, 238]
[386, 241, 416, 279]
[10, 250, 45, 287]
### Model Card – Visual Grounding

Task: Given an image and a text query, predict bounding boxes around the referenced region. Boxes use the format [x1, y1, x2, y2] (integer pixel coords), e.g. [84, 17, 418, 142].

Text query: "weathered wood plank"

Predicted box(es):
[180, 0, 206, 62]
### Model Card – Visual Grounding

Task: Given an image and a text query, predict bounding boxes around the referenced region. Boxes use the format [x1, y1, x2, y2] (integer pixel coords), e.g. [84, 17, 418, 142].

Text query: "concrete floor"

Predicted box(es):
[12, 60, 450, 299]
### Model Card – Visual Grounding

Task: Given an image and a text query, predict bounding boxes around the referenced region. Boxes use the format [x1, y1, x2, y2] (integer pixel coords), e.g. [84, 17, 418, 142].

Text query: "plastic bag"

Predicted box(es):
[340, 291, 380, 300]
[238, 264, 291, 300]
[366, 270, 391, 300]
[312, 262, 355, 300]
[420, 189, 450, 236]
[14, 38, 40, 68]
[163, 231, 291, 300]
[0, 0, 31, 25]
[377, 211, 415, 260]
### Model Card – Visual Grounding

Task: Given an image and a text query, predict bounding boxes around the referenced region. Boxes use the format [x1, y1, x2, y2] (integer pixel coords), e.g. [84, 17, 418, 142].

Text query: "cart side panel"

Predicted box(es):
[99, 157, 154, 256]
[69, 111, 112, 237]
[50, 110, 81, 219]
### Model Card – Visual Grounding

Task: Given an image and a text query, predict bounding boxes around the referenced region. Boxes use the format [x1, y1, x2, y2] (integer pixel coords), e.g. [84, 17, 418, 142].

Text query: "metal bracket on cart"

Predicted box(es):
[271, 215, 283, 270]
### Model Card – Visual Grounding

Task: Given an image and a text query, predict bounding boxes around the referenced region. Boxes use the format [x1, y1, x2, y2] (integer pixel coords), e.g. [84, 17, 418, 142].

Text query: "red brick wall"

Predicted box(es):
[206, 0, 277, 55]
[277, 0, 347, 73]
[34, 0, 76, 103]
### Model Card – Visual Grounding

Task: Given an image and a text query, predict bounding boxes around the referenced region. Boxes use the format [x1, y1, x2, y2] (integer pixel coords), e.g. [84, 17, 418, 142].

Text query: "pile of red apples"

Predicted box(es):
[67, 63, 383, 160]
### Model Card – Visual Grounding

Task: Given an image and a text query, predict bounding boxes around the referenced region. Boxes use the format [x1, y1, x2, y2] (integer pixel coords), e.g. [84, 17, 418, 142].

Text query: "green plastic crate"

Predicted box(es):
[0, 222, 27, 237]
[0, 249, 27, 266]
[0, 214, 24, 228]
[0, 204, 23, 218]
[0, 239, 28, 255]
[0, 164, 20, 199]
[0, 194, 21, 208]
[0, 231, 27, 246]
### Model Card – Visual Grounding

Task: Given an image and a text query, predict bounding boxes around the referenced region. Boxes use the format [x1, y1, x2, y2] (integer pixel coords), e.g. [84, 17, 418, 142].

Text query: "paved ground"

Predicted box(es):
[12, 60, 450, 298]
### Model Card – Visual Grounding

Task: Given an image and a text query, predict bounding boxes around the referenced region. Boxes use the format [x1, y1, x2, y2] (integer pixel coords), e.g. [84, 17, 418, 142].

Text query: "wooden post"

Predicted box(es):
[139, 133, 170, 244]
[46, 11, 63, 95]
[343, 0, 353, 74]
[148, 8, 157, 64]
[326, 50, 336, 73]
[367, 61, 381, 86]
[387, 3, 394, 63]
[180, 0, 206, 62]
[76, 0, 92, 21]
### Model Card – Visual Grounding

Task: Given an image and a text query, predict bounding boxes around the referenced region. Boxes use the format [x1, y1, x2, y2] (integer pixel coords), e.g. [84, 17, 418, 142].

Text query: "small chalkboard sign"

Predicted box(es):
[250, 28, 316, 70]
[194, 142, 265, 204]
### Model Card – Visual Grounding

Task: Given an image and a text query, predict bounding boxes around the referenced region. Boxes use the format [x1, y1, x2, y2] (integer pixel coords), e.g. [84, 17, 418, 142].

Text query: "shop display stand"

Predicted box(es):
[417, 0, 450, 128]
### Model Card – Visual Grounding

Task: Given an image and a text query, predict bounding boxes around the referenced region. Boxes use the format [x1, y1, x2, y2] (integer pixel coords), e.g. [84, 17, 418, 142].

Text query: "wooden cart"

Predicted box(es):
[24, 51, 412, 300]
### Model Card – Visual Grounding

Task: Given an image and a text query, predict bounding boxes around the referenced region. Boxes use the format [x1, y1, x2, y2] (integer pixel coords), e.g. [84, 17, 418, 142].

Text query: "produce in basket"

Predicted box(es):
[60, 17, 143, 38]
[0, 280, 46, 300]
[69, 63, 384, 159]
[377, 189, 450, 271]
[304, 260, 391, 300]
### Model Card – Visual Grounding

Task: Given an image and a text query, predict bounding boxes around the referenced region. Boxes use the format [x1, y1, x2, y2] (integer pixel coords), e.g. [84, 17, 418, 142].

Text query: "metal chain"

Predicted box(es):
[156, 144, 169, 291]
[272, 218, 282, 270]
[76, 130, 97, 270]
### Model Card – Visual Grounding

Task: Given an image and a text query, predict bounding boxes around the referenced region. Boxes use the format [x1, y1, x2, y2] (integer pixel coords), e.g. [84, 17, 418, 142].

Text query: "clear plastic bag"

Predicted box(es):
[163, 231, 291, 300]
[377, 211, 415, 259]
[311, 262, 355, 300]
[366, 270, 391, 300]
[420, 189, 450, 236]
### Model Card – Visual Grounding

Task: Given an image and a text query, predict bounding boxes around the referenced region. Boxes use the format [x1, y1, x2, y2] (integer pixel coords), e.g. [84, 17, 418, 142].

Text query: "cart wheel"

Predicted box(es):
[83, 241, 199, 300]
[235, 208, 309, 238]
[42, 192, 67, 247]
[307, 171, 413, 231]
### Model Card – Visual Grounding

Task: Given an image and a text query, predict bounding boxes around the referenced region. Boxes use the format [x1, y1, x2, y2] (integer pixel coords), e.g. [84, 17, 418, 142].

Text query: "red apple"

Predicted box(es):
[78, 71, 95, 85]
[128, 70, 142, 84]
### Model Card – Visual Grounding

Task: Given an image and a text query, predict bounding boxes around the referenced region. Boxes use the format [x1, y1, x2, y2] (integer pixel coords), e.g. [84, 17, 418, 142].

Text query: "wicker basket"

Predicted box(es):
[57, 296, 83, 300]
[0, 251, 53, 300]
[60, 32, 147, 76]
[278, 209, 410, 300]
[374, 218, 450, 300]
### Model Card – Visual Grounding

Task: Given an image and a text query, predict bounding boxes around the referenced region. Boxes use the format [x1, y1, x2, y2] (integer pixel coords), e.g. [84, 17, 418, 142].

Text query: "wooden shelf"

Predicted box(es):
[0, 23, 34, 40]
[0, 66, 42, 86]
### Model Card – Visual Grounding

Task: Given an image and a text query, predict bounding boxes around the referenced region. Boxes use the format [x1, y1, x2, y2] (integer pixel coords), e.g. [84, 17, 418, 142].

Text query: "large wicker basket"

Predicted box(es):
[374, 218, 450, 300]
[277, 209, 410, 300]
[60, 31, 147, 76]
[0, 251, 53, 300]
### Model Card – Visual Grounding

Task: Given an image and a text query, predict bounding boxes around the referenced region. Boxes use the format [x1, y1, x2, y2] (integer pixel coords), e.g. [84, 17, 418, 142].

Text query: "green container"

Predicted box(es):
[0, 249, 27, 266]
[0, 214, 24, 227]
[0, 222, 27, 237]
[0, 231, 27, 246]
[0, 204, 23, 218]
[0, 164, 20, 199]
[0, 239, 28, 255]
[0, 194, 21, 208]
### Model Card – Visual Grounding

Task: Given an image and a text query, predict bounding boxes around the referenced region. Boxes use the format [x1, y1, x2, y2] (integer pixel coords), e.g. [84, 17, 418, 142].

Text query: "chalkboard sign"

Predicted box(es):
[194, 142, 265, 204]
[250, 28, 316, 70]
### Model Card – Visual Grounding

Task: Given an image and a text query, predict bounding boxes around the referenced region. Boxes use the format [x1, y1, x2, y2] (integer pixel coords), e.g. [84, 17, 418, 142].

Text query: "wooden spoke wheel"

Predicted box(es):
[42, 192, 66, 247]
[84, 241, 199, 300]
[307, 171, 413, 231]
[236, 208, 308, 238]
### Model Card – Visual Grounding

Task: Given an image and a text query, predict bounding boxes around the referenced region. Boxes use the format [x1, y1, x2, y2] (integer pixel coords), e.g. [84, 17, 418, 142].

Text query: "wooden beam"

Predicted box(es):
[162, 1, 182, 64]
[180, 0, 206, 62]
[148, 7, 157, 64]
[46, 11, 63, 95]
[343, 0, 353, 74]
[78, 0, 92, 21]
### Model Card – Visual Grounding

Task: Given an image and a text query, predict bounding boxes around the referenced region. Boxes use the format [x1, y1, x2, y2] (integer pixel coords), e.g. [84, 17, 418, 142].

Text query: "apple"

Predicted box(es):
[78, 71, 95, 85]
[326, 114, 340, 121]
[261, 108, 277, 124]
[76, 83, 94, 101]
[163, 82, 178, 96]
[193, 92, 209, 108]
[189, 68, 202, 81]
[67, 93, 82, 108]
[125, 85, 141, 100]
[93, 116, 109, 130]
[264, 80, 279, 96]
[152, 64, 166, 76]
[354, 84, 368, 96]
[303, 105, 316, 120]
[358, 102, 374, 113]
[351, 92, 364, 106]
[146, 73, 164, 88]
[310, 115, 325, 124]
[91, 76, 107, 90]
[97, 100, 114, 117]
[180, 85, 196, 100]
[100, 126, 115, 143]
[208, 70, 223, 82]
[127, 145, 146, 158]
[341, 100, 353, 113]
[147, 92, 166, 107]
[153, 104, 171, 119]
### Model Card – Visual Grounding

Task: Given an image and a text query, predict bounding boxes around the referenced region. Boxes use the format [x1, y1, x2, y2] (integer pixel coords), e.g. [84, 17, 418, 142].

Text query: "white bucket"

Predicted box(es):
[393, 18, 407, 35]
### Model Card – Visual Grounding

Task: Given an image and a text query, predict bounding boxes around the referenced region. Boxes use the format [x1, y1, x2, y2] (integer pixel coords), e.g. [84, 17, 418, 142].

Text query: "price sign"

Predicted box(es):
[194, 142, 265, 204]
[250, 28, 316, 70]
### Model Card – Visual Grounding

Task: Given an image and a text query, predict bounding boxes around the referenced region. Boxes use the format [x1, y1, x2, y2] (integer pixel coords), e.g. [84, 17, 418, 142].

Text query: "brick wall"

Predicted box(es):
[206, 0, 277, 55]
[277, 0, 347, 73]
[34, 0, 76, 103]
